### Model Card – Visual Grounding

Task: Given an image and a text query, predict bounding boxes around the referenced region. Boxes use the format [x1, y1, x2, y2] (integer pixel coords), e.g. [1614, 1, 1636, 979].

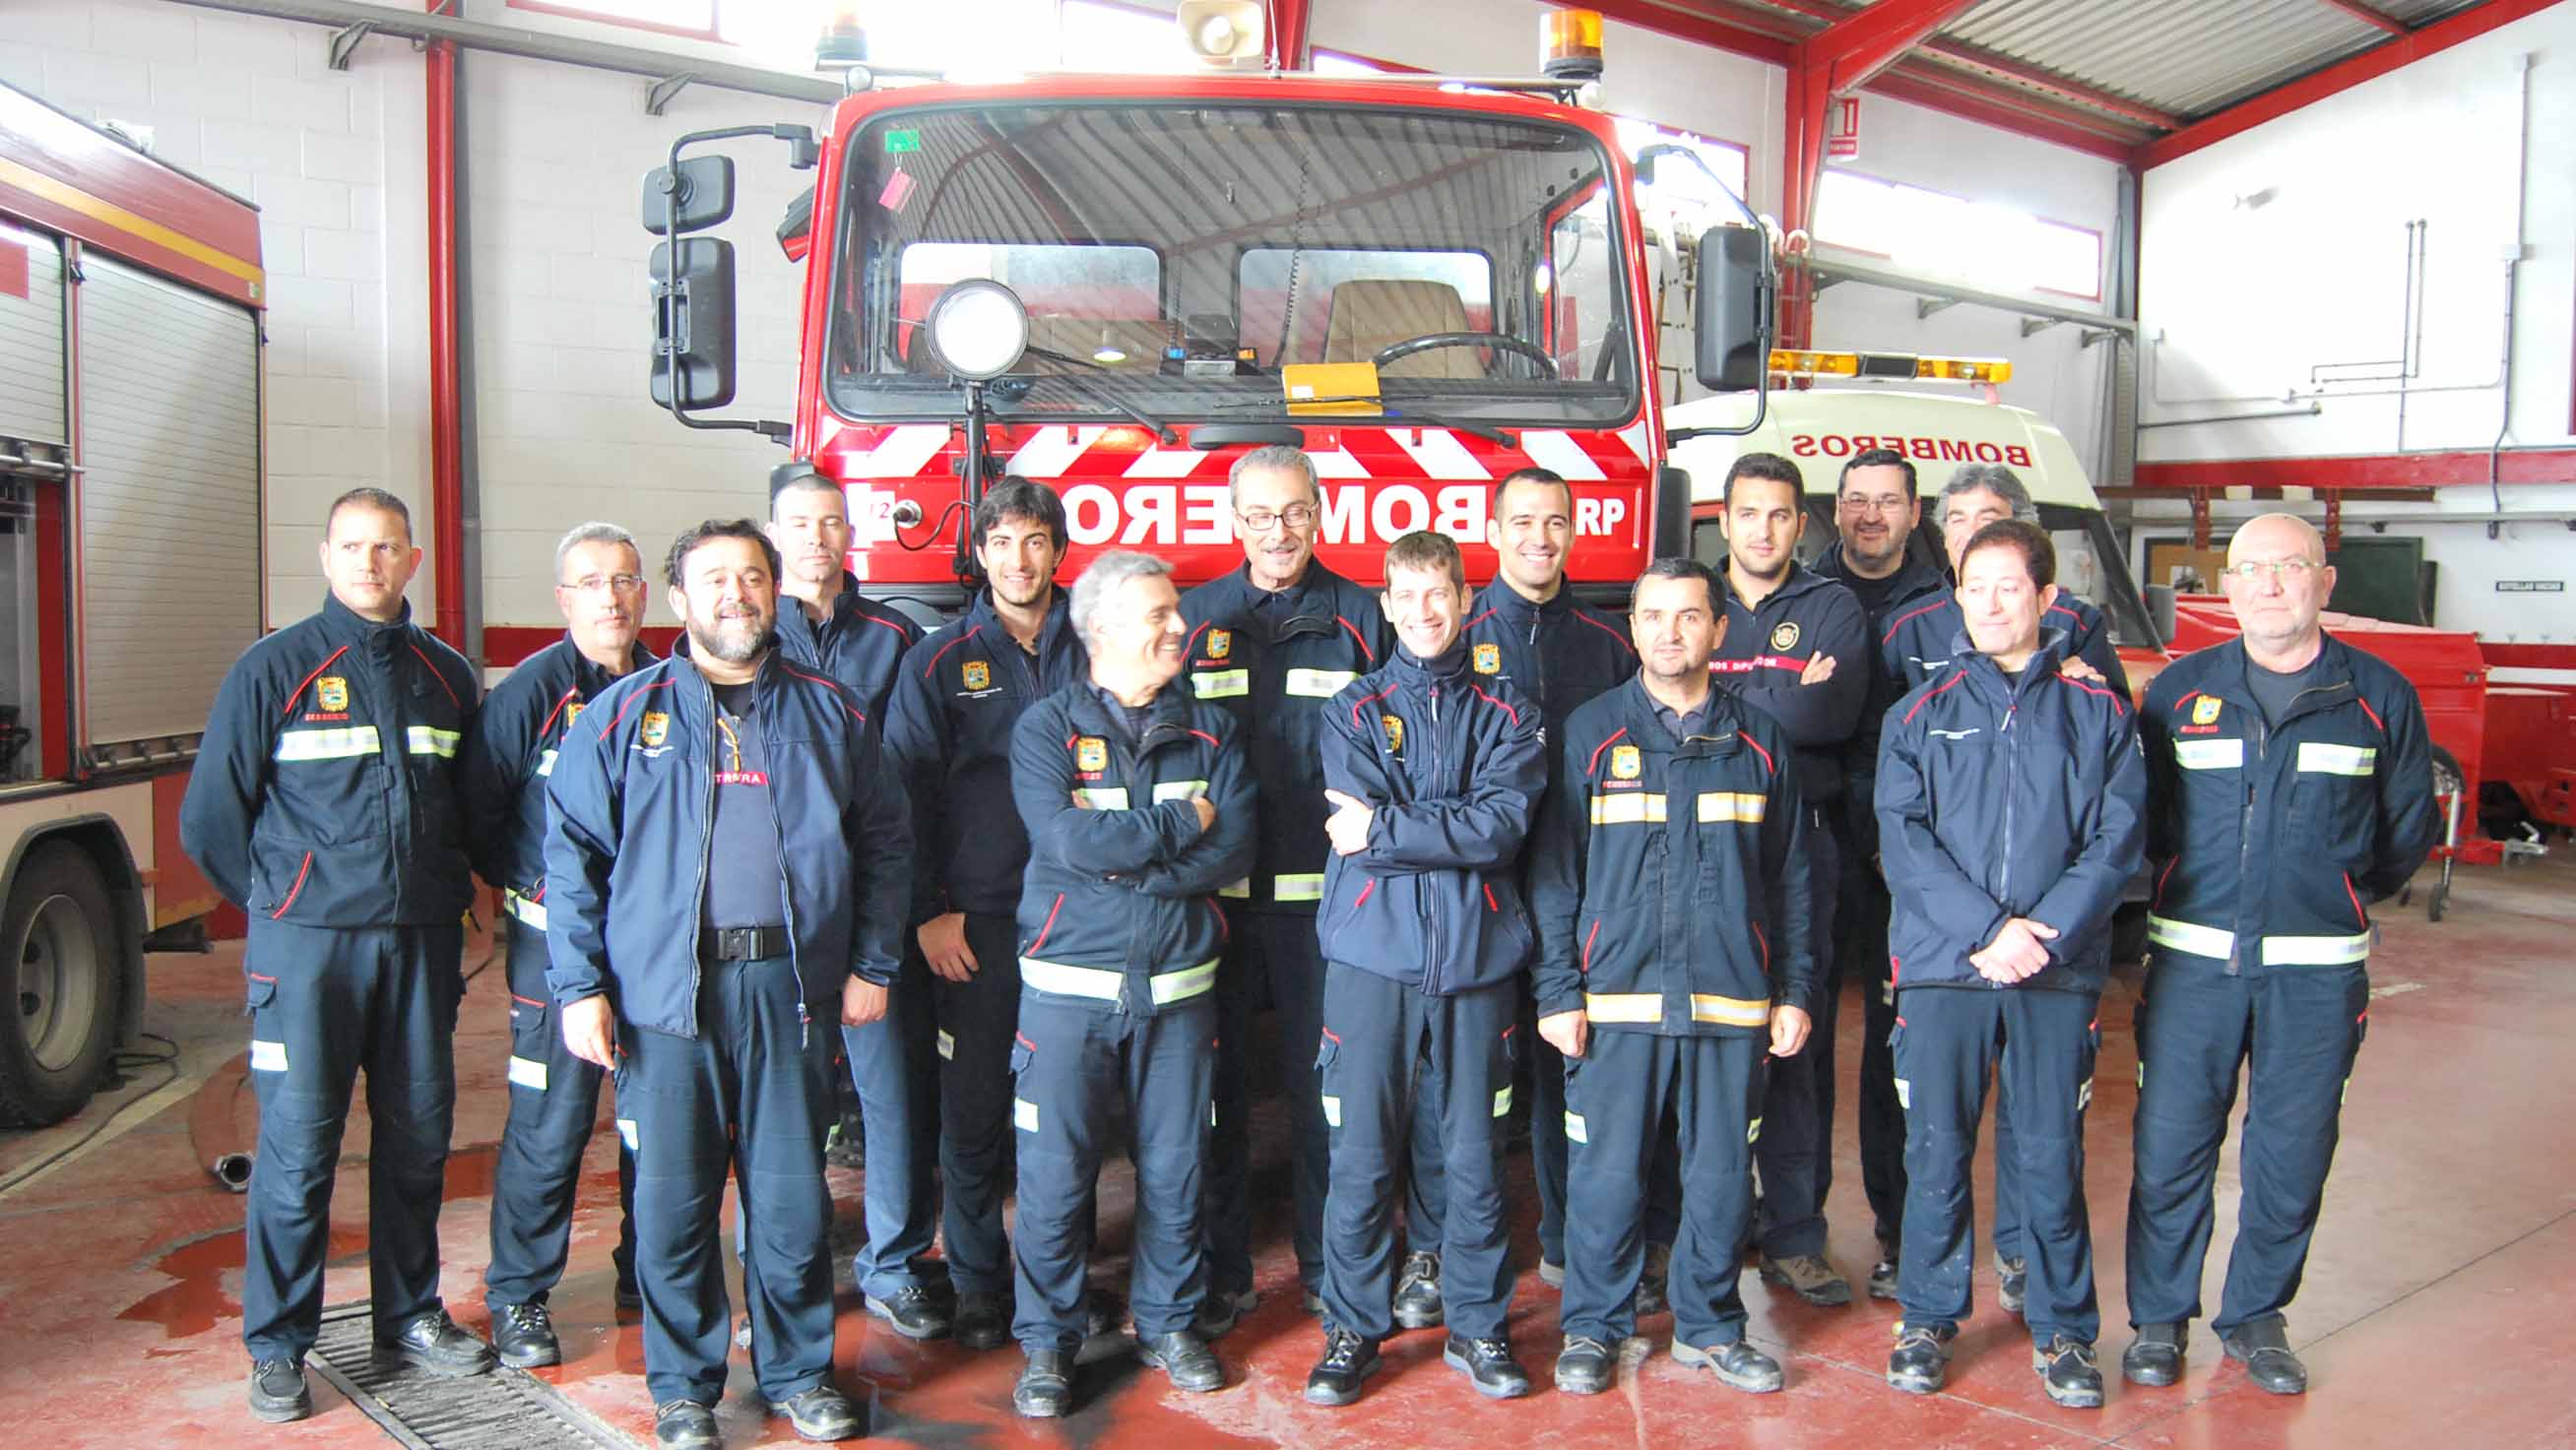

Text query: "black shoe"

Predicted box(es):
[1554, 1335, 1615, 1395]
[865, 1287, 951, 1341]
[1635, 1241, 1672, 1316]
[953, 1290, 1010, 1352]
[1305, 1329, 1382, 1407]
[1082, 1288, 1126, 1345]
[654, 1399, 719, 1450]
[614, 1278, 644, 1313]
[491, 1300, 561, 1369]
[2221, 1320, 2308, 1395]
[247, 1357, 312, 1423]
[1136, 1330, 1225, 1392]
[1194, 1287, 1256, 1341]
[1013, 1349, 1072, 1418]
[1392, 1250, 1445, 1329]
[771, 1384, 863, 1441]
[1886, 1323, 1955, 1395]
[1996, 1253, 2029, 1316]
[1299, 1288, 1326, 1317]
[376, 1309, 497, 1377]
[1443, 1334, 1532, 1399]
[1868, 1252, 1900, 1301]
[1673, 1337, 1784, 1394]
[1759, 1252, 1855, 1307]
[2123, 1323, 2184, 1387]
[2033, 1335, 2105, 1409]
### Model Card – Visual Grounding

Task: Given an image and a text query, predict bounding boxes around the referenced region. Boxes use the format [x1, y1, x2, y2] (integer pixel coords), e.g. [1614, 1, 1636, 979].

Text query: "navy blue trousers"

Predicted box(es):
[240, 918, 464, 1362]
[1753, 808, 1841, 1258]
[929, 912, 1023, 1295]
[842, 952, 943, 1298]
[484, 916, 635, 1310]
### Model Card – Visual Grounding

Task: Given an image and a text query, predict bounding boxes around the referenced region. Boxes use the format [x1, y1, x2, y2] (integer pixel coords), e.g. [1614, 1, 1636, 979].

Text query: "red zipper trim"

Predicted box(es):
[1026, 892, 1065, 956]
[269, 851, 314, 919]
[1482, 882, 1500, 912]
[1353, 880, 1376, 909]
[1580, 918, 1600, 975]
[2342, 871, 2366, 928]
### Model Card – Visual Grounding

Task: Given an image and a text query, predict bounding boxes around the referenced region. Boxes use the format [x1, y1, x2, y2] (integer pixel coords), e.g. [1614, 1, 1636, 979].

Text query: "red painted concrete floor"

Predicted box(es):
[4, 853, 2573, 1450]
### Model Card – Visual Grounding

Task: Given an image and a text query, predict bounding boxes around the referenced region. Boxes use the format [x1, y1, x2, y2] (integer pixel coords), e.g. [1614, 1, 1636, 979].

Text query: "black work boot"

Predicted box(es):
[864, 1286, 952, 1340]
[1673, 1337, 1784, 1393]
[2221, 1319, 2308, 1395]
[1391, 1250, 1445, 1329]
[771, 1384, 863, 1441]
[952, 1290, 1010, 1352]
[247, 1357, 312, 1422]
[1443, 1334, 1533, 1399]
[653, 1400, 718, 1450]
[376, 1309, 497, 1376]
[1996, 1252, 2029, 1316]
[1886, 1323, 1956, 1395]
[1305, 1328, 1382, 1407]
[1137, 1330, 1225, 1392]
[2123, 1322, 2184, 1387]
[1013, 1349, 1073, 1418]
[2032, 1335, 2105, 1409]
[1554, 1335, 1615, 1394]
[491, 1300, 561, 1368]
[1634, 1241, 1673, 1316]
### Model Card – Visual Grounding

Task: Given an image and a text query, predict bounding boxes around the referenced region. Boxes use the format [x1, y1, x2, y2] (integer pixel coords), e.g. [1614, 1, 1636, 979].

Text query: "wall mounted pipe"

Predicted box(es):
[2137, 403, 2323, 430]
[426, 13, 463, 650]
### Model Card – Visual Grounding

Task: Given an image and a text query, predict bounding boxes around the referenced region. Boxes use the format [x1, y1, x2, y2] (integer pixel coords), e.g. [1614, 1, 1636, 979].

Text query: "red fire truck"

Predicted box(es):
[0, 81, 262, 1124]
[636, 9, 1770, 612]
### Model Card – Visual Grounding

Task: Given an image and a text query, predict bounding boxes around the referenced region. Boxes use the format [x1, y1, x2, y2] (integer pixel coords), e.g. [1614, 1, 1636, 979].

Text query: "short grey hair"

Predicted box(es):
[554, 521, 641, 582]
[1069, 550, 1175, 642]
[1938, 464, 2037, 524]
[1228, 444, 1320, 511]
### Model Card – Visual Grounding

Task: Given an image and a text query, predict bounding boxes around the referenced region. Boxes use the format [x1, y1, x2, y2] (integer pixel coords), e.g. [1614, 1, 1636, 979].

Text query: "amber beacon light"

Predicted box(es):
[1542, 10, 1605, 82]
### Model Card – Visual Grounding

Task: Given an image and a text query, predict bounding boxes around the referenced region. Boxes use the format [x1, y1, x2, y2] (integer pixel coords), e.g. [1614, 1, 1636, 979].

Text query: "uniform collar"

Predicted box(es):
[1389, 641, 1471, 687]
[561, 631, 658, 694]
[1479, 577, 1571, 626]
[1956, 627, 2077, 701]
[1720, 557, 1821, 613]
[965, 588, 1073, 656]
[2208, 631, 2356, 711]
[1813, 542, 1945, 602]
[1618, 674, 1747, 757]
[319, 591, 417, 650]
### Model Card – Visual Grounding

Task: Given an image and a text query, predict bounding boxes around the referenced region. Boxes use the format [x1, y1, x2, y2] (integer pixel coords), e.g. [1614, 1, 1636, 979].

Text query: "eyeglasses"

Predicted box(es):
[1235, 505, 1317, 533]
[559, 574, 647, 594]
[1838, 493, 1912, 515]
[2221, 558, 2320, 584]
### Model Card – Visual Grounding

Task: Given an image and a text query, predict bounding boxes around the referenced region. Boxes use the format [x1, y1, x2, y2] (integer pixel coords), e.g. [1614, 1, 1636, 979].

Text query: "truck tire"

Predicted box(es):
[0, 843, 123, 1127]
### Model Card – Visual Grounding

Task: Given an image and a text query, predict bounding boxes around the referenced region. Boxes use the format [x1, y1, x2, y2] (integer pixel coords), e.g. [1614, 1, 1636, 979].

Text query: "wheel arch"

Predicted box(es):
[1, 814, 149, 1052]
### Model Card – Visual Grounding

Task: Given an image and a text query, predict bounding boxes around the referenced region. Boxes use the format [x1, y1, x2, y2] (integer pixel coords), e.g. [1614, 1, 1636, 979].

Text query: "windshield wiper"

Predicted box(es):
[1211, 395, 1517, 448]
[997, 367, 1180, 446]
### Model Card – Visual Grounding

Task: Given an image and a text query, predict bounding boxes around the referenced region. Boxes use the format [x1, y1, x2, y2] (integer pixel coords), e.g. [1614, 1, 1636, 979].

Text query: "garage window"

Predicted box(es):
[1817, 167, 2102, 301]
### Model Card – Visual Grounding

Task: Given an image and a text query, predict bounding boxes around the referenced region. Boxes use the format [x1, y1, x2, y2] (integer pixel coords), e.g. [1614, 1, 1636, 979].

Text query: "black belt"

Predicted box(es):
[701, 925, 790, 961]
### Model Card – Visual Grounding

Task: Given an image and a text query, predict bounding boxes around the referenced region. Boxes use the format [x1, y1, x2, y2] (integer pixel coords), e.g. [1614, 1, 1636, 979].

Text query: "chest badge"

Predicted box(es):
[564, 702, 585, 729]
[639, 711, 670, 747]
[1076, 736, 1108, 773]
[1769, 621, 1801, 653]
[2192, 695, 2222, 726]
[1611, 743, 1642, 780]
[315, 676, 349, 712]
[962, 660, 991, 691]
[1473, 642, 1501, 674]
[1207, 628, 1232, 660]
[1383, 715, 1405, 754]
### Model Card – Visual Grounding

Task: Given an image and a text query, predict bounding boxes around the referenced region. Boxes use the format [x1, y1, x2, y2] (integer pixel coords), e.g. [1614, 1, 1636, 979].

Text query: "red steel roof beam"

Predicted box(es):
[1561, 0, 1798, 67]
[1266, 0, 1312, 69]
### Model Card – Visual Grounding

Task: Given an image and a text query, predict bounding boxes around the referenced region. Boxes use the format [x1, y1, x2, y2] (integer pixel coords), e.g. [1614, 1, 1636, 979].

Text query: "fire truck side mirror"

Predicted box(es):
[641, 156, 738, 234]
[650, 237, 739, 410]
[1693, 225, 1771, 393]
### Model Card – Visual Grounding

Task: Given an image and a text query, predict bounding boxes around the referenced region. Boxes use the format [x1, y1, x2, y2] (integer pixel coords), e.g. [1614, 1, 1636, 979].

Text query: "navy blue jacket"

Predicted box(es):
[1461, 579, 1637, 888]
[1883, 589, 2131, 702]
[1315, 644, 1543, 996]
[542, 647, 912, 1039]
[771, 570, 922, 722]
[2140, 633, 2436, 972]
[882, 591, 1089, 923]
[180, 595, 480, 928]
[1532, 678, 1816, 1031]
[1711, 561, 1870, 806]
[1876, 630, 2146, 995]
[1810, 541, 1948, 853]
[1178, 562, 1389, 913]
[459, 634, 656, 901]
[1008, 681, 1256, 1015]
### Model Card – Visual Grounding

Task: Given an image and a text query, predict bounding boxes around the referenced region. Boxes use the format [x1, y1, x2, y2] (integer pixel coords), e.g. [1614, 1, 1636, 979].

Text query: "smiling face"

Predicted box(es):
[670, 534, 777, 666]
[1384, 561, 1465, 662]
[1090, 573, 1188, 692]
[554, 537, 646, 659]
[1941, 485, 2017, 574]
[1486, 473, 1573, 600]
[1958, 537, 2056, 665]
[978, 511, 1063, 609]
[1232, 463, 1321, 593]
[1630, 570, 1724, 684]
[319, 502, 421, 622]
[1721, 474, 1805, 585]
[1835, 463, 1918, 576]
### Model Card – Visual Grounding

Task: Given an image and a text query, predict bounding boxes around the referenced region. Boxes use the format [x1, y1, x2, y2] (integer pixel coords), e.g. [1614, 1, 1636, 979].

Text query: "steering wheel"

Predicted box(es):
[1372, 332, 1558, 377]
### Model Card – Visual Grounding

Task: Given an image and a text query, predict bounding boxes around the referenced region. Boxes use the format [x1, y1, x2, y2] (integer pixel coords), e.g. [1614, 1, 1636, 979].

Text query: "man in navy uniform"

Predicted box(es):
[2121, 513, 2435, 1396]
[881, 478, 1087, 1351]
[465, 522, 654, 1366]
[182, 486, 490, 1422]
[546, 519, 910, 1447]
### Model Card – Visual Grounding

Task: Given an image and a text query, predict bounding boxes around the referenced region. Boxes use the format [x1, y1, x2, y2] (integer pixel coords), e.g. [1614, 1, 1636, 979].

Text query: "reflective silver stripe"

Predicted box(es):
[1563, 1110, 1587, 1144]
[1284, 667, 1356, 698]
[936, 1029, 955, 1060]
[249, 1039, 289, 1072]
[406, 725, 461, 757]
[2173, 738, 2244, 771]
[507, 1055, 548, 1091]
[1894, 1078, 1909, 1110]
[2146, 914, 2234, 959]
[1590, 793, 1665, 826]
[1697, 791, 1767, 824]
[2296, 741, 2377, 777]
[616, 1118, 639, 1149]
[1273, 872, 1325, 903]
[1070, 787, 1130, 810]
[1320, 1094, 1342, 1128]
[505, 891, 547, 930]
[1581, 990, 1768, 1027]
[1192, 668, 1249, 700]
[1152, 779, 1209, 803]
[1150, 961, 1219, 1003]
[1018, 957, 1219, 1005]
[274, 725, 380, 761]
[2262, 932, 2371, 966]
[1218, 878, 1252, 899]
[1014, 1099, 1038, 1132]
[537, 747, 559, 778]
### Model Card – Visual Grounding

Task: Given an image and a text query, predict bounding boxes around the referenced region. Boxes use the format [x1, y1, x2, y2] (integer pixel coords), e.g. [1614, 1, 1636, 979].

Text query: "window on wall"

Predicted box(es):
[1815, 167, 2101, 300]
[1611, 115, 1748, 209]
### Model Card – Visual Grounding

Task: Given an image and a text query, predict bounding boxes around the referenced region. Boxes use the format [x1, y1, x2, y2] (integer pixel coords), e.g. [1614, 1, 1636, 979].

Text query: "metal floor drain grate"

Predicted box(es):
[309, 1302, 638, 1450]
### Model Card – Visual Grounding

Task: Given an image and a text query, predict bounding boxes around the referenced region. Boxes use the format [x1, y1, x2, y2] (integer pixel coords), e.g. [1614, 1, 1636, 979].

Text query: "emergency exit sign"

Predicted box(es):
[2495, 580, 2564, 593]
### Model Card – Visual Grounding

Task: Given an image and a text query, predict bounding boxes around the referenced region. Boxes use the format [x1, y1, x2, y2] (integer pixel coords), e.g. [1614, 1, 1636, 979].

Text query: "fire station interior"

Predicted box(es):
[3, 1, 2574, 1448]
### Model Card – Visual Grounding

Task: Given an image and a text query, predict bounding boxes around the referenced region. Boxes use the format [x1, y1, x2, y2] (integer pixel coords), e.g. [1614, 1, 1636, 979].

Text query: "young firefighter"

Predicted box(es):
[1304, 531, 1546, 1406]
[1534, 558, 1818, 1397]
[1876, 520, 2146, 1410]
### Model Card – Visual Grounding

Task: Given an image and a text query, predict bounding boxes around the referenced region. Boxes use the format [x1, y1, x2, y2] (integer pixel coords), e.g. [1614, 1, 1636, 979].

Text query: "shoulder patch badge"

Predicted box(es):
[1076, 736, 1108, 773]
[1473, 641, 1501, 674]
[1207, 628, 1232, 660]
[1769, 621, 1801, 653]
[639, 711, 670, 747]
[315, 676, 349, 712]
[1611, 743, 1642, 780]
[2191, 695, 2222, 725]
[564, 702, 584, 728]
[1383, 714, 1405, 753]
[962, 660, 991, 691]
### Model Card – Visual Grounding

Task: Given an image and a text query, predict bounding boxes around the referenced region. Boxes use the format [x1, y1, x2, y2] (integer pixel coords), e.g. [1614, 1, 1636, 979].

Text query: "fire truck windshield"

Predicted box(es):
[826, 101, 1640, 428]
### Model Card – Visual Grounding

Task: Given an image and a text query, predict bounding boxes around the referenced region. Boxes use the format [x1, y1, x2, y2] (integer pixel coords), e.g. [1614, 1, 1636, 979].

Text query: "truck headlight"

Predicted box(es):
[924, 280, 1029, 381]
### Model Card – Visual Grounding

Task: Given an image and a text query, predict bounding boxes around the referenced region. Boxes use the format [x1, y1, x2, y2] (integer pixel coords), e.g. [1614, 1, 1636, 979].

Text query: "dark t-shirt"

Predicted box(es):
[703, 679, 786, 929]
[2246, 654, 2321, 727]
[1838, 565, 1912, 617]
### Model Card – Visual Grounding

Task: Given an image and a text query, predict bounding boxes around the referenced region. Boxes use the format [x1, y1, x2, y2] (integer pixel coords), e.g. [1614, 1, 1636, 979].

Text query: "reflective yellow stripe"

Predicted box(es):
[537, 747, 559, 778]
[2173, 738, 2244, 771]
[1152, 779, 1209, 803]
[1071, 787, 1130, 810]
[2296, 742, 2377, 777]
[1284, 667, 1356, 698]
[1150, 961, 1219, 1004]
[406, 725, 461, 758]
[1321, 1094, 1342, 1128]
[1894, 1078, 1910, 1110]
[2147, 914, 2234, 959]
[2262, 932, 2371, 966]
[275, 725, 381, 761]
[0, 155, 266, 287]
[1219, 878, 1252, 899]
[1590, 792, 1666, 826]
[505, 891, 547, 930]
[1581, 990, 1768, 1027]
[1563, 1110, 1587, 1144]
[1696, 791, 1767, 824]
[1492, 1086, 1513, 1117]
[2076, 1075, 2093, 1110]
[1273, 872, 1325, 903]
[1017, 957, 1219, 1004]
[1192, 668, 1250, 700]
[1747, 1115, 1762, 1144]
[507, 1055, 548, 1091]
[936, 1029, 955, 1060]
